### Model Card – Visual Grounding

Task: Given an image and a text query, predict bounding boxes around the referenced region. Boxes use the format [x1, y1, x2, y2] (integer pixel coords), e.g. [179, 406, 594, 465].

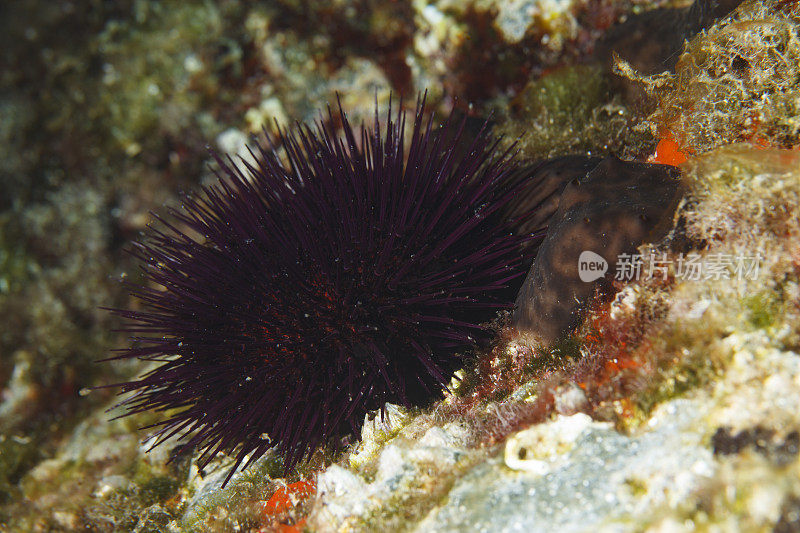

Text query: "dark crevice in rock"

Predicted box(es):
[712, 426, 800, 467]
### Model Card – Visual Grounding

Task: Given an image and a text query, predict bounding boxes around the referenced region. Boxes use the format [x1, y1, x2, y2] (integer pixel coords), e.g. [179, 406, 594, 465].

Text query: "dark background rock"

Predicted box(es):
[597, 0, 744, 75]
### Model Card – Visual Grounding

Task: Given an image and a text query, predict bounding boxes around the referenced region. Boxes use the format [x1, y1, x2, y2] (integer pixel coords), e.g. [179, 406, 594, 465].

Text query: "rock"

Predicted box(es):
[314, 465, 371, 523]
[504, 413, 606, 473]
[495, 0, 579, 49]
[414, 398, 715, 532]
[349, 403, 411, 469]
[553, 384, 589, 415]
[598, 0, 743, 74]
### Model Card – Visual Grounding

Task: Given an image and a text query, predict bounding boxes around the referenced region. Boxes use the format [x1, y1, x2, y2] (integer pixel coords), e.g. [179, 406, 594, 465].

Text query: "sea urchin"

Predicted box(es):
[111, 98, 533, 484]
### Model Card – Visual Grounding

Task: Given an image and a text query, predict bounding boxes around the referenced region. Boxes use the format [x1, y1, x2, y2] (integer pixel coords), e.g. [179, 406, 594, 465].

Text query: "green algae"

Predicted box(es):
[496, 64, 652, 160]
[94, 1, 227, 157]
[355, 450, 485, 533]
[0, 435, 40, 505]
[744, 290, 785, 330]
[179, 458, 280, 533]
[137, 475, 181, 506]
[0, 214, 33, 297]
[635, 146, 800, 416]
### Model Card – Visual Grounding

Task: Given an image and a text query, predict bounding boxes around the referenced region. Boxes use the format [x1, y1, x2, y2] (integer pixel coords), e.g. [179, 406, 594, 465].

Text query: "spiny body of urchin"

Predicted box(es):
[111, 99, 534, 484]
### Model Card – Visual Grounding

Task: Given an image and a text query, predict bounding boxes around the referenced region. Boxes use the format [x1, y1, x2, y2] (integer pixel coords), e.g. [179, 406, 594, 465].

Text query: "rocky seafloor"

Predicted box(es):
[2, 0, 800, 531]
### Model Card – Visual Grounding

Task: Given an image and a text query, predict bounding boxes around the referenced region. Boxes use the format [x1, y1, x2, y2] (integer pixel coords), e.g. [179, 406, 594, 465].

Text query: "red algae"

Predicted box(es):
[450, 274, 678, 448]
[650, 134, 690, 166]
[259, 479, 316, 532]
[261, 480, 316, 516]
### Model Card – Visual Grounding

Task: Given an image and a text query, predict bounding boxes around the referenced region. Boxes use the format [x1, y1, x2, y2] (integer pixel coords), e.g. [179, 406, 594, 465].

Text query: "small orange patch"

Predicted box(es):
[259, 479, 316, 531]
[746, 134, 800, 155]
[603, 357, 639, 374]
[649, 134, 690, 166]
[262, 480, 317, 517]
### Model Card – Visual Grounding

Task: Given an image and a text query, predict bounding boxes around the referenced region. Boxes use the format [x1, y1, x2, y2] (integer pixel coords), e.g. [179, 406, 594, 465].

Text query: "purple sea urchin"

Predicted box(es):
[110, 98, 534, 484]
